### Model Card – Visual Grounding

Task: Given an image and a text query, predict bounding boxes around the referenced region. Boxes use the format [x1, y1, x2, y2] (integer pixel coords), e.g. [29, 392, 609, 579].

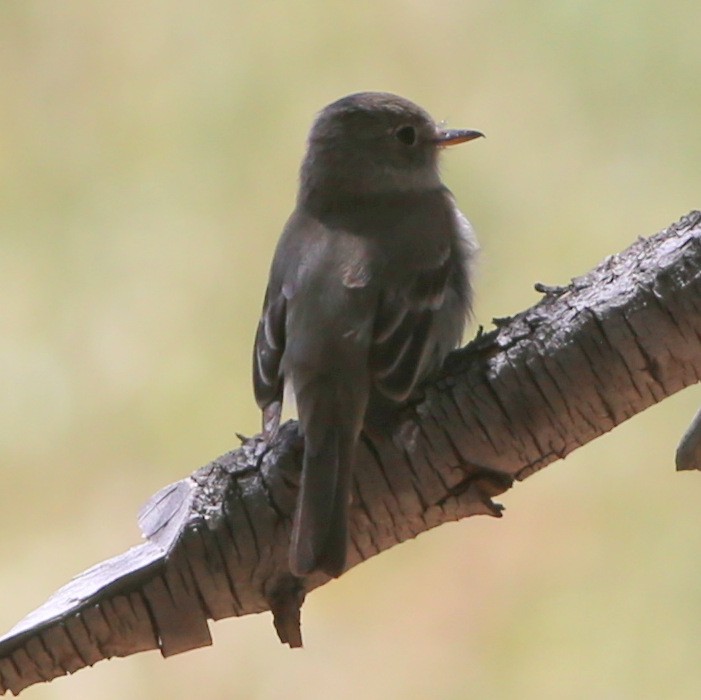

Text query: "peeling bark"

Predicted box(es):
[0, 211, 700, 696]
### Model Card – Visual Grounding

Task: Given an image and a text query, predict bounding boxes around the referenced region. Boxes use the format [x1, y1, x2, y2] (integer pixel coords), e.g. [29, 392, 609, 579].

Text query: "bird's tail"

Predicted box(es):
[289, 383, 361, 578]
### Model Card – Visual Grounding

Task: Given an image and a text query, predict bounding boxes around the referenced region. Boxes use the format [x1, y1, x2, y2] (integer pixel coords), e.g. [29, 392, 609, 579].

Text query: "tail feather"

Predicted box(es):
[289, 425, 353, 578]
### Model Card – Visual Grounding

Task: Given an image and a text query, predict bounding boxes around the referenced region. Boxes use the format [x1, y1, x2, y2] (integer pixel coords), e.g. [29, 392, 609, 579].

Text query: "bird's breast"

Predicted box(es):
[315, 187, 461, 275]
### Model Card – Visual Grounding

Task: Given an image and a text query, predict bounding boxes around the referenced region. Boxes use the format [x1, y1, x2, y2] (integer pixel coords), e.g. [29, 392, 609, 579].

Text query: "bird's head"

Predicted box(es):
[300, 91, 483, 201]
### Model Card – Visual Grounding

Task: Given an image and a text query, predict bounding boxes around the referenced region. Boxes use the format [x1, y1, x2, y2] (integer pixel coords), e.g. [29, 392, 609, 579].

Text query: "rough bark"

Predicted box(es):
[0, 211, 700, 696]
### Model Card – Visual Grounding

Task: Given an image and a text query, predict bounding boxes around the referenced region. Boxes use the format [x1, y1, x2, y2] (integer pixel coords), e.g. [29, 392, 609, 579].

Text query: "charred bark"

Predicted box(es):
[0, 212, 700, 696]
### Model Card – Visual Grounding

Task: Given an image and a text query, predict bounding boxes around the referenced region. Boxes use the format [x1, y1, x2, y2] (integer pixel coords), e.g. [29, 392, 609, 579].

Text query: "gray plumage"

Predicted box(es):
[253, 92, 481, 578]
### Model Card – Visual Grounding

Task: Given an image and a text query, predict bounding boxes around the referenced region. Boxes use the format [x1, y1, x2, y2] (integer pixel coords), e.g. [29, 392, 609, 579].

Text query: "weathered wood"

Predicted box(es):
[38, 626, 82, 675]
[677, 407, 701, 470]
[0, 212, 699, 695]
[142, 571, 211, 657]
[181, 527, 240, 620]
[63, 615, 104, 666]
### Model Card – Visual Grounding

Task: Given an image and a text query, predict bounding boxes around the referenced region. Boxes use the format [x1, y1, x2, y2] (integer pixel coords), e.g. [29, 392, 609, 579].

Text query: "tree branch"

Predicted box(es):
[0, 211, 699, 696]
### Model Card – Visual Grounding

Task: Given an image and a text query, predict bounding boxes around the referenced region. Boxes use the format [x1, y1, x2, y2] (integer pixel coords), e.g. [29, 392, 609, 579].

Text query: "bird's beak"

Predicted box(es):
[434, 129, 484, 147]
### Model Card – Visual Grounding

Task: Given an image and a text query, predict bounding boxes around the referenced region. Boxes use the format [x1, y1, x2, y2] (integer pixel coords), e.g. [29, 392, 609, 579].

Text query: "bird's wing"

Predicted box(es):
[252, 285, 287, 435]
[370, 254, 454, 403]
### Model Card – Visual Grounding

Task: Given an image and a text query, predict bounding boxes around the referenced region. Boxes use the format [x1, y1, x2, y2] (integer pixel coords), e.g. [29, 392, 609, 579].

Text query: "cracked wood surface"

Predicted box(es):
[0, 211, 700, 695]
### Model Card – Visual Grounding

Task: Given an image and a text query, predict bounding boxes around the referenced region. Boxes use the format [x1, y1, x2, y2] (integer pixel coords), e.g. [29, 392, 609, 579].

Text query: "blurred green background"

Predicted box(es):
[1, 1, 701, 698]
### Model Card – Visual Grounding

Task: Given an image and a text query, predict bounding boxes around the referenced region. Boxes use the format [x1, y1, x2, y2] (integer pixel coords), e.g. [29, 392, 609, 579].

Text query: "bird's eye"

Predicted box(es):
[395, 125, 417, 146]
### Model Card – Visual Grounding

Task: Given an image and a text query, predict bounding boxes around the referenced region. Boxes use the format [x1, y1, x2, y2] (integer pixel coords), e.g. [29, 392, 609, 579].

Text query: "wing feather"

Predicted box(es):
[371, 256, 454, 403]
[252, 289, 286, 426]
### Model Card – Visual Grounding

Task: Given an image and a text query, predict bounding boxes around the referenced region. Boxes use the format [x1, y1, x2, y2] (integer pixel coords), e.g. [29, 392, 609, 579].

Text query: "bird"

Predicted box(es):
[252, 91, 482, 578]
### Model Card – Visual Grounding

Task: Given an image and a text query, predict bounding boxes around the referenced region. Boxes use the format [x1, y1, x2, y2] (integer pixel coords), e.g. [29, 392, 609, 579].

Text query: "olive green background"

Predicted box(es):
[2, 1, 701, 698]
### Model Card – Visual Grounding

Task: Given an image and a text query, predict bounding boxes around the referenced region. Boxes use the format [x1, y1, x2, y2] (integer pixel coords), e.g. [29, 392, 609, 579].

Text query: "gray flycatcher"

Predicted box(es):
[253, 92, 482, 578]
